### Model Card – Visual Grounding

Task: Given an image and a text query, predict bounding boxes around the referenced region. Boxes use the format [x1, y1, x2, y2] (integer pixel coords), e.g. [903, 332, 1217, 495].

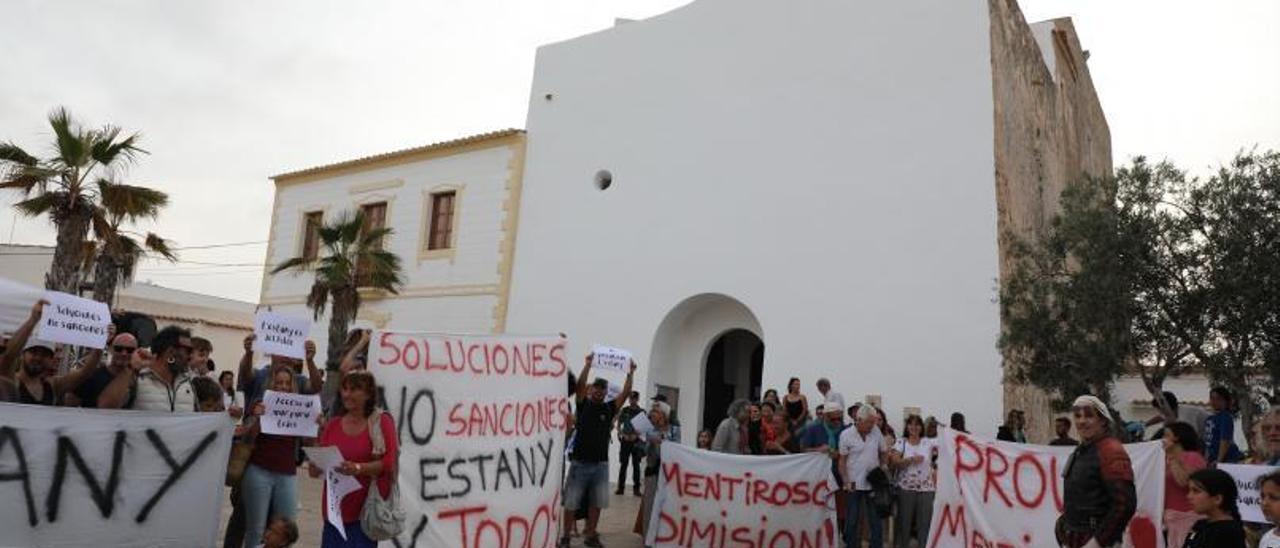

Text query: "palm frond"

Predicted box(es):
[80, 240, 99, 272]
[13, 193, 63, 217]
[359, 227, 393, 249]
[90, 126, 146, 166]
[306, 282, 331, 319]
[90, 206, 117, 242]
[0, 142, 38, 167]
[97, 178, 168, 220]
[0, 165, 58, 195]
[270, 256, 313, 275]
[143, 233, 177, 261]
[48, 107, 89, 168]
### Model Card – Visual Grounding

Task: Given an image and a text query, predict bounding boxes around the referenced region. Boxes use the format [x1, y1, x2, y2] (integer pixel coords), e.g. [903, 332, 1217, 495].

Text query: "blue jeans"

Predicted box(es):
[845, 490, 883, 548]
[242, 464, 298, 548]
[322, 521, 376, 548]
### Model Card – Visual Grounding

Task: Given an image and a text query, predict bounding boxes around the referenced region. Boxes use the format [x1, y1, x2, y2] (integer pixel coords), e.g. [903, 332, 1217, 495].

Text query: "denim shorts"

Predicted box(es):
[563, 461, 610, 511]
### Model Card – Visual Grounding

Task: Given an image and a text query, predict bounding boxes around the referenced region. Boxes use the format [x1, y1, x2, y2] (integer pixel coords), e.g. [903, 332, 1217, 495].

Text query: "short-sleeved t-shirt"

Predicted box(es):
[838, 427, 883, 491]
[893, 437, 938, 491]
[570, 398, 617, 463]
[73, 367, 115, 408]
[1203, 411, 1243, 464]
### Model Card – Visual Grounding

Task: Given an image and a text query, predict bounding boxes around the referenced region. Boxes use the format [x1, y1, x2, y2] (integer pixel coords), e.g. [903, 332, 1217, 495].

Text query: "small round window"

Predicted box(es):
[594, 169, 613, 191]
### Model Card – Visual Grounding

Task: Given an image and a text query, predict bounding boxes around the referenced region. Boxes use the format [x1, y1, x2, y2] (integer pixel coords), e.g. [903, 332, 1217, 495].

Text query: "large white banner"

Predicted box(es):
[0, 404, 234, 547]
[371, 332, 570, 548]
[928, 429, 1165, 548]
[645, 443, 839, 547]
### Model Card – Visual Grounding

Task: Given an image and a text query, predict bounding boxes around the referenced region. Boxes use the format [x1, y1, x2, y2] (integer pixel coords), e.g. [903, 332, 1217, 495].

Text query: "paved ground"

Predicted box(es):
[219, 476, 646, 547]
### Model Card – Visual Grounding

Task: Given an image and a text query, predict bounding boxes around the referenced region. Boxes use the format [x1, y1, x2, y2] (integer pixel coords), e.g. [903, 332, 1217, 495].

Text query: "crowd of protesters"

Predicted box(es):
[0, 299, 387, 548]
[7, 292, 1280, 548]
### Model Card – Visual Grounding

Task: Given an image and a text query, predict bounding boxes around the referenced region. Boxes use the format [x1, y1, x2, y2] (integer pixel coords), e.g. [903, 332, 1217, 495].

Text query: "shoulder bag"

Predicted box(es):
[360, 408, 405, 540]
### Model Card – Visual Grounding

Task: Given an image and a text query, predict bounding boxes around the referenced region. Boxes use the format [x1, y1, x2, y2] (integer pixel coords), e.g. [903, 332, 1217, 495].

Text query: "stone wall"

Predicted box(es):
[990, 0, 1113, 441]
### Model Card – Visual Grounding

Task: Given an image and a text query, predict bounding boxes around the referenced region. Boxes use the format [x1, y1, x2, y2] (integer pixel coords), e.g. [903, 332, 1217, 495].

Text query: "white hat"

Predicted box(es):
[23, 338, 54, 352]
[1071, 395, 1113, 423]
[823, 393, 845, 414]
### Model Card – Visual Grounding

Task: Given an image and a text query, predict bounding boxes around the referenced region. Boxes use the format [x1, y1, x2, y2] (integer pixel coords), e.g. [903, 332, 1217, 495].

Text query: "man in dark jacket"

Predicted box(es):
[1056, 395, 1136, 548]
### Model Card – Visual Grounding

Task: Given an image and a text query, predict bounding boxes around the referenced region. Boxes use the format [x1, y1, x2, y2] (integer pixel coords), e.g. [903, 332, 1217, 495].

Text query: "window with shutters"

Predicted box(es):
[426, 191, 456, 251]
[356, 201, 388, 286]
[301, 211, 323, 261]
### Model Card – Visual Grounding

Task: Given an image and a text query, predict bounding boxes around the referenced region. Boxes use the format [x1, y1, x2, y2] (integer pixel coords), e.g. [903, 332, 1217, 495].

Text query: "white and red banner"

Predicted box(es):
[645, 443, 839, 547]
[371, 332, 570, 548]
[0, 404, 233, 547]
[929, 429, 1165, 548]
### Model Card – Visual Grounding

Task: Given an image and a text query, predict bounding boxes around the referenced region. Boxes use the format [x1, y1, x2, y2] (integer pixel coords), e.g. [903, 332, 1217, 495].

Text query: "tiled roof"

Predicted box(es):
[271, 128, 525, 181]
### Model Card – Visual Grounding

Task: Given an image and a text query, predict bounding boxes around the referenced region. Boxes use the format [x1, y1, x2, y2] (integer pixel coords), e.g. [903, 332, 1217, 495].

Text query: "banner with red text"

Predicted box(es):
[928, 429, 1165, 548]
[371, 332, 570, 548]
[645, 443, 839, 547]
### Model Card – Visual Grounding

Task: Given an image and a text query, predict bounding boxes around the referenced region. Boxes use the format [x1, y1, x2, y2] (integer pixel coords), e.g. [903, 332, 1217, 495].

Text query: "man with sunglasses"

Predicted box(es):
[72, 331, 138, 407]
[0, 298, 104, 406]
[99, 325, 199, 412]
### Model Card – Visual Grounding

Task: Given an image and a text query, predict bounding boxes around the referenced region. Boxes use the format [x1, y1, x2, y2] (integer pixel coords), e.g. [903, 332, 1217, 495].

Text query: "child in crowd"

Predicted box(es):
[258, 516, 299, 548]
[190, 376, 225, 413]
[1260, 472, 1280, 548]
[1183, 468, 1246, 548]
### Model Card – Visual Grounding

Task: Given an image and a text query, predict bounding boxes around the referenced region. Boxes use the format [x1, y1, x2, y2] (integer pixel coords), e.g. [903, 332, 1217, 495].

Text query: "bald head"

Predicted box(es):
[109, 332, 138, 368]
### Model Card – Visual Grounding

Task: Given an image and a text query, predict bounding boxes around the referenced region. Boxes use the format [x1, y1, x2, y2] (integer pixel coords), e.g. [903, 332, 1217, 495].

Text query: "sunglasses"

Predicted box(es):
[113, 345, 137, 354]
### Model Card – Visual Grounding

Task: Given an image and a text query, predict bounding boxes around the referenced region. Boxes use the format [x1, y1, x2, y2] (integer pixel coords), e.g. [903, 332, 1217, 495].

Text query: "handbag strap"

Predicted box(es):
[368, 408, 386, 457]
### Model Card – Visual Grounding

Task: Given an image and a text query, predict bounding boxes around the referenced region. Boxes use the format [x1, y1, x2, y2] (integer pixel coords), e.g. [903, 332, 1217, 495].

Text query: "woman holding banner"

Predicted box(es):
[634, 399, 680, 543]
[1056, 395, 1136, 548]
[241, 365, 311, 548]
[311, 370, 398, 548]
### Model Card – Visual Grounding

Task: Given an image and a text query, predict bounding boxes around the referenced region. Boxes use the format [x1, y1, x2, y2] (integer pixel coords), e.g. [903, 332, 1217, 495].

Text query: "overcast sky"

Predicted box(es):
[2, 0, 1277, 303]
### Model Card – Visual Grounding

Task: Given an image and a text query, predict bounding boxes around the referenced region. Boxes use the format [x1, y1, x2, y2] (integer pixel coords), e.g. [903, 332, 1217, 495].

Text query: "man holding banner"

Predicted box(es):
[561, 354, 636, 548]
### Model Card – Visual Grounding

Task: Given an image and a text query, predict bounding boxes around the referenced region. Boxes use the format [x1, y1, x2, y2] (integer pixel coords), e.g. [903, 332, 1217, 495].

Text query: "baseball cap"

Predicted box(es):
[23, 339, 55, 353]
[591, 378, 609, 389]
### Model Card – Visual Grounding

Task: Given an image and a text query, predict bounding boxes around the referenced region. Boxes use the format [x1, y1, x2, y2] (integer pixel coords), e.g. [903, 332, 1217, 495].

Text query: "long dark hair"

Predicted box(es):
[1189, 468, 1241, 522]
[1165, 421, 1202, 452]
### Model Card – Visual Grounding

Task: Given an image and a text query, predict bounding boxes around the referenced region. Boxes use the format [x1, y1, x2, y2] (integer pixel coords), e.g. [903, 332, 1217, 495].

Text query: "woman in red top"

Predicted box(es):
[242, 366, 313, 548]
[1163, 421, 1208, 548]
[310, 370, 397, 548]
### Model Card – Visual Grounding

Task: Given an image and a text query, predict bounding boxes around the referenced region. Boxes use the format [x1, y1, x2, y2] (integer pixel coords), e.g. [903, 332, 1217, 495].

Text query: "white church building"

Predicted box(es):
[260, 0, 1113, 438]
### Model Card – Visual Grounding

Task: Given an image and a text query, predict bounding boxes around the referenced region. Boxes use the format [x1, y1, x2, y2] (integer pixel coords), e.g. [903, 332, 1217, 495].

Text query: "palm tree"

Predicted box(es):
[0, 107, 147, 294]
[271, 209, 404, 374]
[87, 180, 177, 305]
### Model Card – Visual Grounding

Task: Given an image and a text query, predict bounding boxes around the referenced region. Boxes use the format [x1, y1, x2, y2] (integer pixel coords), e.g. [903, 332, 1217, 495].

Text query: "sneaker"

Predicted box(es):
[584, 535, 604, 548]
[558, 536, 571, 548]
[633, 489, 642, 497]
[614, 488, 624, 495]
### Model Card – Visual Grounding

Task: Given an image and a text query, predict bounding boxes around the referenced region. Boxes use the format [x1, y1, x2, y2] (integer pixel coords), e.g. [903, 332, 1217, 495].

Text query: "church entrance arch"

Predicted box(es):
[647, 294, 764, 434]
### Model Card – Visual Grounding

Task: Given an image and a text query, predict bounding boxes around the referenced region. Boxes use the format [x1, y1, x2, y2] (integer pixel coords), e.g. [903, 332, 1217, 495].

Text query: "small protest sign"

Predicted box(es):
[35, 291, 111, 349]
[252, 311, 310, 359]
[1220, 463, 1280, 523]
[630, 412, 655, 438]
[260, 390, 321, 437]
[591, 344, 632, 373]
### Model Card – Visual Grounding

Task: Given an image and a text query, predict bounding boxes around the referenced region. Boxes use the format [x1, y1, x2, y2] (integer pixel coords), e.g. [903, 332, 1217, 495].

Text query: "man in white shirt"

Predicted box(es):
[839, 404, 886, 548]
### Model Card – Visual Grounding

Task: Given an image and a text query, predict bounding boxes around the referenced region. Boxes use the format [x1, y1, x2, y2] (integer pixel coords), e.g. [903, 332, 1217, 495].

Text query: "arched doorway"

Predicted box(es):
[701, 329, 764, 433]
[647, 293, 764, 434]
